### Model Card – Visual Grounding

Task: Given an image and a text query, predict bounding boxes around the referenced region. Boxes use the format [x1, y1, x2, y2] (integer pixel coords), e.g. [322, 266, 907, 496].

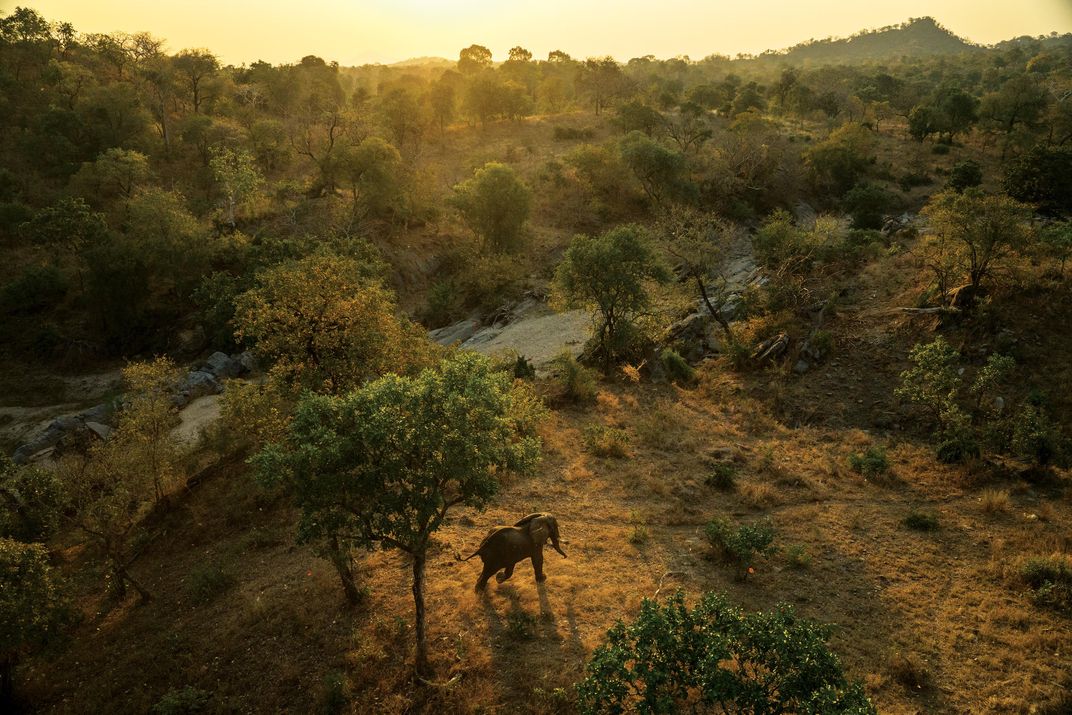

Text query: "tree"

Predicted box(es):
[579, 57, 627, 115]
[254, 352, 543, 674]
[0, 539, 69, 707]
[654, 206, 737, 339]
[980, 75, 1049, 157]
[119, 358, 183, 505]
[1003, 144, 1072, 216]
[619, 131, 692, 206]
[233, 253, 433, 394]
[554, 224, 670, 368]
[172, 48, 219, 114]
[947, 160, 983, 192]
[804, 124, 875, 197]
[335, 137, 402, 219]
[457, 44, 492, 75]
[577, 591, 874, 714]
[209, 147, 263, 229]
[428, 74, 457, 131]
[19, 197, 108, 256]
[451, 162, 531, 253]
[71, 148, 151, 205]
[921, 189, 1033, 299]
[0, 458, 62, 544]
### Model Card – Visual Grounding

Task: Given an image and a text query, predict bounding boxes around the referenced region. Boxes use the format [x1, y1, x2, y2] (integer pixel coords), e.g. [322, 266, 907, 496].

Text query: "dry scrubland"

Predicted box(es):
[21, 216, 1072, 713]
[3, 11, 1072, 715]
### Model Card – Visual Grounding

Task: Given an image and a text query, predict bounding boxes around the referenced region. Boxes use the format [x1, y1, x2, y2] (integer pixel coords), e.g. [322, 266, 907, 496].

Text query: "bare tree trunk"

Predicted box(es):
[412, 551, 429, 676]
[696, 276, 734, 340]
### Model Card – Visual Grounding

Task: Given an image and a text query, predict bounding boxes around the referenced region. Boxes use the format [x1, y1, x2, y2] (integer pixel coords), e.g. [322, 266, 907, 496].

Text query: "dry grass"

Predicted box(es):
[979, 488, 1012, 515]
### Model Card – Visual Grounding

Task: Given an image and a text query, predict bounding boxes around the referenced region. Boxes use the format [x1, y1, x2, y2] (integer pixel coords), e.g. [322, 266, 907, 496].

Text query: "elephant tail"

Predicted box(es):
[455, 549, 480, 562]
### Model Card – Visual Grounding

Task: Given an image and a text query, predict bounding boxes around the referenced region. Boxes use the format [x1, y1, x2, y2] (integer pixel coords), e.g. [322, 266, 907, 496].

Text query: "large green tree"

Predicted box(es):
[255, 352, 543, 674]
[554, 224, 670, 368]
[451, 162, 531, 253]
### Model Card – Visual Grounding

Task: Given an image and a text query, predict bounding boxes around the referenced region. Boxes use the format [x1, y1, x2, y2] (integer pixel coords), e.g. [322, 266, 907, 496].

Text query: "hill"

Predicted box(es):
[765, 17, 978, 63]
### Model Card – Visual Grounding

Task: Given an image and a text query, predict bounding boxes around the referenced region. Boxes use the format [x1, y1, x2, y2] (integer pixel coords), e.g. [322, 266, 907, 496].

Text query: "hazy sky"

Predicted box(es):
[8, 0, 1072, 66]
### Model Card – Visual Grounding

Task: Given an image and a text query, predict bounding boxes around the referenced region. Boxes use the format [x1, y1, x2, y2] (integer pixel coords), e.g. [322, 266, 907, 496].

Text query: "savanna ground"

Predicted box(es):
[19, 210, 1072, 713]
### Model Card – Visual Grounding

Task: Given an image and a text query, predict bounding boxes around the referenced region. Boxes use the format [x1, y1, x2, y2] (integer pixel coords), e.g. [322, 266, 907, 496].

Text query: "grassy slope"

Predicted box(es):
[17, 117, 1072, 714]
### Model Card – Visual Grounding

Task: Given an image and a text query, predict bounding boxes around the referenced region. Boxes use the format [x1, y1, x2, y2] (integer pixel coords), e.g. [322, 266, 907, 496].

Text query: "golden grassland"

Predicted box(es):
[14, 114, 1072, 714]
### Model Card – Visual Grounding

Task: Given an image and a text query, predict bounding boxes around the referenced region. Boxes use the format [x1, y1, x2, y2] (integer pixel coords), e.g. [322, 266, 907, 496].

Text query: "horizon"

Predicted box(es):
[7, 0, 1072, 67]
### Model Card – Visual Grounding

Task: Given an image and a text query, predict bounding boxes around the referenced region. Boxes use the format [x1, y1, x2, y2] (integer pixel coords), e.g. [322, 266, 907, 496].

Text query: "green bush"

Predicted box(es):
[705, 462, 738, 490]
[552, 351, 597, 404]
[423, 279, 464, 328]
[577, 591, 875, 714]
[849, 446, 889, 478]
[151, 686, 212, 714]
[903, 511, 940, 531]
[947, 160, 982, 192]
[660, 347, 695, 384]
[186, 564, 236, 605]
[1021, 556, 1072, 613]
[0, 265, 67, 315]
[786, 544, 812, 570]
[553, 126, 595, 141]
[584, 425, 629, 458]
[1011, 403, 1060, 466]
[704, 517, 777, 579]
[0, 457, 63, 543]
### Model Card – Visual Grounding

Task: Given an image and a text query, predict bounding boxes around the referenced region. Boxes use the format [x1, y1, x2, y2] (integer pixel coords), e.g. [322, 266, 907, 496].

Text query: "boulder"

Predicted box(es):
[85, 421, 114, 441]
[428, 319, 481, 346]
[667, 312, 716, 363]
[235, 351, 257, 375]
[173, 370, 222, 408]
[751, 333, 790, 363]
[78, 403, 112, 424]
[203, 351, 242, 379]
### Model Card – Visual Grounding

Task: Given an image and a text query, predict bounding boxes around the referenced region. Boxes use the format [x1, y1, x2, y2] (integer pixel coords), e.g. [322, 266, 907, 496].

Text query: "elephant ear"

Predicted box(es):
[527, 517, 551, 545]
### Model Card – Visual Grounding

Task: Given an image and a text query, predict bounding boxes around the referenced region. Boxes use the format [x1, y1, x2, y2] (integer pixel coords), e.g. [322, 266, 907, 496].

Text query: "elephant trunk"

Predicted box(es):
[551, 522, 566, 558]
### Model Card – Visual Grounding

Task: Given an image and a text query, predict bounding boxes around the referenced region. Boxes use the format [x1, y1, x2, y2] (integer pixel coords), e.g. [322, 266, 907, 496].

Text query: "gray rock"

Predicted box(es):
[78, 403, 112, 424]
[203, 351, 241, 379]
[429, 319, 481, 346]
[174, 370, 222, 408]
[235, 351, 257, 374]
[85, 421, 114, 441]
[794, 359, 811, 374]
[461, 326, 503, 349]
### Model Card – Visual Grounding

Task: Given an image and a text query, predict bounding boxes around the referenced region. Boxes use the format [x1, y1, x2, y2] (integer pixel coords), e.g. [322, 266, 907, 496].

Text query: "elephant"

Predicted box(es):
[457, 513, 567, 591]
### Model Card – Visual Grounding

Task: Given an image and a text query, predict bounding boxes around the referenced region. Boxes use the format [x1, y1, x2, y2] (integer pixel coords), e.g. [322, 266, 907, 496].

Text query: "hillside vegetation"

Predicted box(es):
[1, 6, 1072, 714]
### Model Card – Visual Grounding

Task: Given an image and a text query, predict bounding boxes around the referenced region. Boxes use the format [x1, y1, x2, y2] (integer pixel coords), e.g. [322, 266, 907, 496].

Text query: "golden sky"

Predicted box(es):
[8, 0, 1072, 66]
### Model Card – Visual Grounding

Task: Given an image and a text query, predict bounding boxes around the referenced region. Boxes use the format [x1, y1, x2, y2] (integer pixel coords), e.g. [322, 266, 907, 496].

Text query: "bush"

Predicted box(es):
[423, 279, 464, 328]
[1011, 403, 1060, 466]
[186, 564, 236, 605]
[553, 126, 595, 141]
[151, 686, 212, 714]
[577, 591, 875, 714]
[947, 160, 982, 192]
[849, 446, 889, 478]
[903, 511, 940, 531]
[551, 351, 597, 404]
[659, 347, 695, 384]
[704, 517, 777, 579]
[704, 462, 738, 490]
[0, 457, 63, 542]
[451, 162, 532, 253]
[786, 544, 811, 570]
[1021, 555, 1072, 613]
[0, 265, 67, 315]
[843, 182, 895, 230]
[584, 425, 629, 458]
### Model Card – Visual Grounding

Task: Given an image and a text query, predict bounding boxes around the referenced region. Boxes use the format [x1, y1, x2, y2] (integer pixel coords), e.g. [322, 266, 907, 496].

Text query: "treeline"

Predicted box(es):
[1, 5, 1071, 362]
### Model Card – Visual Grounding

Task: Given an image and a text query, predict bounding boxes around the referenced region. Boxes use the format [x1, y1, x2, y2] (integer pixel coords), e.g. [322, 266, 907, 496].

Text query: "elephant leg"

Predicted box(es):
[476, 562, 497, 591]
[532, 552, 546, 582]
[495, 563, 516, 583]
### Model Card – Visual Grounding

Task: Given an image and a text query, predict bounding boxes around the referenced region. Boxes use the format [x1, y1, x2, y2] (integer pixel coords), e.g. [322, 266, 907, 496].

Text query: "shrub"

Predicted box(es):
[186, 564, 236, 605]
[423, 279, 464, 327]
[659, 348, 695, 384]
[450, 162, 532, 253]
[979, 489, 1011, 514]
[947, 160, 982, 192]
[505, 609, 537, 641]
[584, 425, 629, 458]
[843, 182, 895, 230]
[903, 511, 940, 531]
[553, 126, 595, 141]
[0, 458, 63, 543]
[577, 591, 875, 714]
[786, 544, 811, 570]
[1011, 403, 1060, 466]
[551, 351, 597, 404]
[704, 462, 738, 490]
[704, 517, 777, 579]
[1020, 555, 1072, 613]
[849, 446, 889, 478]
[150, 686, 212, 714]
[0, 265, 67, 315]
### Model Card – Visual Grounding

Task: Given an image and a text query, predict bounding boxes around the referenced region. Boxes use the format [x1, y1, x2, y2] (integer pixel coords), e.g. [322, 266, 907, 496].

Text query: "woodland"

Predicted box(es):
[1, 8, 1072, 714]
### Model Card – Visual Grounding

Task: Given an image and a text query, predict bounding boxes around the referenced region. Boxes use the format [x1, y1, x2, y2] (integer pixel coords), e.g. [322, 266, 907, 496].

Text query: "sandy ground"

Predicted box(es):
[170, 395, 222, 447]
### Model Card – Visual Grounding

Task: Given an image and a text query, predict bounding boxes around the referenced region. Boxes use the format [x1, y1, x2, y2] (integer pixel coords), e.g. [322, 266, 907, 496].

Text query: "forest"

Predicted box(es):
[1, 6, 1072, 713]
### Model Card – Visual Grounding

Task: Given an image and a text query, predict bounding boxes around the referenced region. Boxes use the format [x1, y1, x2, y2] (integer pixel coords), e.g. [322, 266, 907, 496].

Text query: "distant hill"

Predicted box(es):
[764, 17, 978, 64]
[388, 56, 454, 68]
